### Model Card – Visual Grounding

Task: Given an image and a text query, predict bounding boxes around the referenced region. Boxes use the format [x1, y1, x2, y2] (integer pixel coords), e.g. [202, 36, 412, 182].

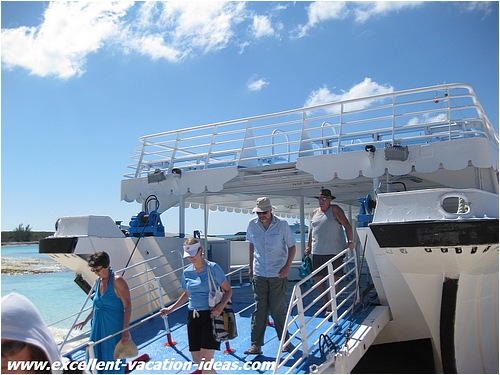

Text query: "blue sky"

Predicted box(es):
[2, 1, 498, 235]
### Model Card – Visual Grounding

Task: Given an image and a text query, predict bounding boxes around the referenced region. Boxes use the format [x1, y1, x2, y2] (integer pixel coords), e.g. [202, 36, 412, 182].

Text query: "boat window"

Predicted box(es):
[441, 196, 470, 214]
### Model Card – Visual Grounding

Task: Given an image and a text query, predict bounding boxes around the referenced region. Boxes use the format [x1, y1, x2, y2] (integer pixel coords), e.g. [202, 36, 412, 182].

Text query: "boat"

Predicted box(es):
[40, 83, 498, 373]
[289, 222, 308, 234]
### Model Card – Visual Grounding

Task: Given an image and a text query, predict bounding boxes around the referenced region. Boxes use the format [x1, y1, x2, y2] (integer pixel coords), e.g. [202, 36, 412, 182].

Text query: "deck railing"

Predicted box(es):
[274, 247, 360, 374]
[85, 264, 251, 374]
[52, 246, 362, 374]
[54, 256, 186, 357]
[124, 83, 498, 179]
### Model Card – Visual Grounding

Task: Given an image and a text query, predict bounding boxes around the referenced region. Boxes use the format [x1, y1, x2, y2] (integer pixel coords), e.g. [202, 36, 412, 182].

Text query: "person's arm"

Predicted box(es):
[160, 291, 190, 316]
[332, 205, 355, 250]
[305, 210, 315, 255]
[211, 280, 233, 317]
[248, 242, 254, 278]
[74, 310, 93, 330]
[114, 276, 132, 342]
[279, 245, 296, 278]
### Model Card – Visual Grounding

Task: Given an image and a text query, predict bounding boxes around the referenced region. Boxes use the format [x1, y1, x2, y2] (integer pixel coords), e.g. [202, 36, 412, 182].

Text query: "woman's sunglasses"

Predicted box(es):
[1, 340, 26, 358]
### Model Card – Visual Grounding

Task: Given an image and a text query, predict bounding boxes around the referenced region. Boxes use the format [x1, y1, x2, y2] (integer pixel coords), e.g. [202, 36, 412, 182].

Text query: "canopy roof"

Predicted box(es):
[121, 83, 498, 217]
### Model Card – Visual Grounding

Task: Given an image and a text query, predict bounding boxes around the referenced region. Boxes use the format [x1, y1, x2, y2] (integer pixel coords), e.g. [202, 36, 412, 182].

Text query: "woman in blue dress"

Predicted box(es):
[160, 238, 232, 374]
[74, 251, 132, 374]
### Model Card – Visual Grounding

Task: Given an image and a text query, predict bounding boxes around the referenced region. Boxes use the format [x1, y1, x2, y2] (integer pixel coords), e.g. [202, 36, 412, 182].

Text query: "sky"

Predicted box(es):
[1, 1, 498, 236]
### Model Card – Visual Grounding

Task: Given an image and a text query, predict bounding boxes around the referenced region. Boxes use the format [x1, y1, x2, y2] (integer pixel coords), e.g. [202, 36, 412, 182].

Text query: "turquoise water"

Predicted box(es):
[1, 245, 87, 334]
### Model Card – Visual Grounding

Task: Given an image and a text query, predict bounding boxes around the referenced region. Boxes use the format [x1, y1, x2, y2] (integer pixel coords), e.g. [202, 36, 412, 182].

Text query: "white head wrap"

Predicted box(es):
[1, 292, 64, 373]
[183, 242, 201, 258]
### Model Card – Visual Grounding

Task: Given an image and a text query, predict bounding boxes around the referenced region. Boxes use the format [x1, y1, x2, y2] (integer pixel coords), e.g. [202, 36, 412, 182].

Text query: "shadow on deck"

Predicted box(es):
[65, 278, 382, 374]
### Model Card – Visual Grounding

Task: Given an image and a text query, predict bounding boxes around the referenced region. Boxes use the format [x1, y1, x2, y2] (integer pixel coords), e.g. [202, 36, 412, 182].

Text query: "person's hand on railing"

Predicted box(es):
[73, 319, 88, 330]
[74, 311, 92, 330]
[159, 306, 173, 316]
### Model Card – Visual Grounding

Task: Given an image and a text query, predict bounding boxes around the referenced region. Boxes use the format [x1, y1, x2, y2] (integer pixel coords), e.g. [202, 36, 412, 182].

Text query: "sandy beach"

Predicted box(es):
[1, 257, 68, 274]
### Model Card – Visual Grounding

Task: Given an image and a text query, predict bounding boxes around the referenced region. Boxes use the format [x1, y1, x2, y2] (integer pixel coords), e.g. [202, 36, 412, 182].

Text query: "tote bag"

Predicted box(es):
[207, 264, 238, 341]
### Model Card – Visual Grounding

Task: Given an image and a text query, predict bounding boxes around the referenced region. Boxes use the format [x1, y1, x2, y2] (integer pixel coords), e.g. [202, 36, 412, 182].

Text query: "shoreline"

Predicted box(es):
[1, 256, 69, 275]
[1, 241, 39, 246]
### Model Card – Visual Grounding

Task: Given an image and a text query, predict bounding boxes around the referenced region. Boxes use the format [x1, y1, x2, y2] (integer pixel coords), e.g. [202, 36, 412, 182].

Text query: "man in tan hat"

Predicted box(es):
[244, 197, 296, 355]
[305, 188, 355, 315]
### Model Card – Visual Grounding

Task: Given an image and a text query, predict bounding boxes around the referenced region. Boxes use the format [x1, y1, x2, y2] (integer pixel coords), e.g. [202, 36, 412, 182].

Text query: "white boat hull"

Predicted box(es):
[358, 188, 499, 373]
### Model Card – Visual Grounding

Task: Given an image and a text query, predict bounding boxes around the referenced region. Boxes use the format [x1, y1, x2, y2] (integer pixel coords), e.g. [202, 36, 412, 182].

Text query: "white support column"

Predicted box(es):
[179, 195, 185, 238]
[299, 195, 306, 253]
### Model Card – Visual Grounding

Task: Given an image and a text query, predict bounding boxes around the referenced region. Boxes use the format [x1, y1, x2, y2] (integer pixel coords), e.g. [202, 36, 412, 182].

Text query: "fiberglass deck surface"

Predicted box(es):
[66, 280, 376, 374]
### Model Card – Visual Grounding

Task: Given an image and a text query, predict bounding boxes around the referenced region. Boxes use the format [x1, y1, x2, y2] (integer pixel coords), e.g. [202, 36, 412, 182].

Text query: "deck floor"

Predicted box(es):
[66, 278, 377, 374]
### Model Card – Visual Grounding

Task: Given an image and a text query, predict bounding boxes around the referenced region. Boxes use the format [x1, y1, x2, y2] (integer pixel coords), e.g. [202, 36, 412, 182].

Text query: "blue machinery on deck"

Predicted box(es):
[129, 195, 165, 237]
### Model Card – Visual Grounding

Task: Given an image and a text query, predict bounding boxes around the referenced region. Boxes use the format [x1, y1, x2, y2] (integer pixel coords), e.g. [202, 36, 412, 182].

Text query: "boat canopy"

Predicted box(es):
[121, 83, 499, 217]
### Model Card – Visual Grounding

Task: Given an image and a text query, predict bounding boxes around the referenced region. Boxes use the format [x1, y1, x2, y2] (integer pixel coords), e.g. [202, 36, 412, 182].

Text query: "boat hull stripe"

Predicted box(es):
[370, 219, 498, 247]
[39, 237, 78, 253]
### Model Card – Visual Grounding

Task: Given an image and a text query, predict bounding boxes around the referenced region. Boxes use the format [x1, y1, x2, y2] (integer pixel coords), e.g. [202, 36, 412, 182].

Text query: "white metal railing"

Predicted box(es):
[56, 255, 185, 357]
[55, 257, 250, 373]
[124, 83, 498, 179]
[85, 264, 251, 374]
[273, 248, 360, 374]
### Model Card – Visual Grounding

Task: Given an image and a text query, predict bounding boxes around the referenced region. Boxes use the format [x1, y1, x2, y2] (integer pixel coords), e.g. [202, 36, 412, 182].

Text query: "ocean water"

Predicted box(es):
[1, 244, 87, 341]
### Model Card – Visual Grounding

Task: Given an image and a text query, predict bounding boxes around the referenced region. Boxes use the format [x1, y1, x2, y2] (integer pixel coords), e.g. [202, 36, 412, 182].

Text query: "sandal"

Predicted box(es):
[244, 345, 263, 355]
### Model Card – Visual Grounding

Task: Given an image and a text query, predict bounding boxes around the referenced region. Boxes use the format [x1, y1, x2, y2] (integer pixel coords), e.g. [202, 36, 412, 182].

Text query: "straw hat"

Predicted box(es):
[114, 339, 138, 359]
[252, 197, 275, 213]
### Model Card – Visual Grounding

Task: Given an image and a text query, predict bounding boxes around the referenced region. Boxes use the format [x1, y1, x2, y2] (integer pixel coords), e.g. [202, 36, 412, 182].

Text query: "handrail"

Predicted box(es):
[273, 247, 359, 374]
[60, 260, 251, 372]
[56, 256, 185, 355]
[125, 83, 498, 178]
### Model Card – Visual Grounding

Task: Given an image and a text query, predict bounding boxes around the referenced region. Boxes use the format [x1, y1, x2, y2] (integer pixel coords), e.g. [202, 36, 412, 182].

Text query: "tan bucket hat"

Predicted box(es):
[114, 338, 138, 359]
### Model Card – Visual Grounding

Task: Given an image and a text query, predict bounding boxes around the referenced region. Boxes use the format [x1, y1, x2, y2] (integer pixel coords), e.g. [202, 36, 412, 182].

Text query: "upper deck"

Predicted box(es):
[121, 83, 498, 216]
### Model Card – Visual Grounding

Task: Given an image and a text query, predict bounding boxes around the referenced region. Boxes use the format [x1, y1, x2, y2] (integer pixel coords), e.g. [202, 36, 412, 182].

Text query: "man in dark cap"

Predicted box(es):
[305, 189, 355, 314]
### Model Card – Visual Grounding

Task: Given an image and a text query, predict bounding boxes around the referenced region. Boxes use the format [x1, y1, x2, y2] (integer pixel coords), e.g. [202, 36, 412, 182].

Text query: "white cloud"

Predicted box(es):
[1, 1, 248, 78]
[248, 77, 269, 92]
[353, 2, 423, 23]
[127, 34, 184, 62]
[1, 1, 133, 78]
[155, 2, 246, 54]
[304, 78, 394, 112]
[408, 112, 447, 126]
[295, 2, 347, 38]
[251, 15, 275, 38]
[458, 2, 493, 20]
[295, 1, 424, 37]
[121, 2, 248, 61]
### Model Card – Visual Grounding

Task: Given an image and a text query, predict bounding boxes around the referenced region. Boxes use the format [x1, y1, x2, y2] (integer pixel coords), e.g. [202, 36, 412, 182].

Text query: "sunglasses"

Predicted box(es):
[256, 210, 269, 215]
[91, 266, 104, 273]
[1, 340, 26, 358]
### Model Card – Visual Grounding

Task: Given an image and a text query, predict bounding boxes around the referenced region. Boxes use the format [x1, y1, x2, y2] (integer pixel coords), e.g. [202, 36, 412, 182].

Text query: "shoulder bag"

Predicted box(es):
[207, 264, 238, 341]
[207, 262, 224, 307]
